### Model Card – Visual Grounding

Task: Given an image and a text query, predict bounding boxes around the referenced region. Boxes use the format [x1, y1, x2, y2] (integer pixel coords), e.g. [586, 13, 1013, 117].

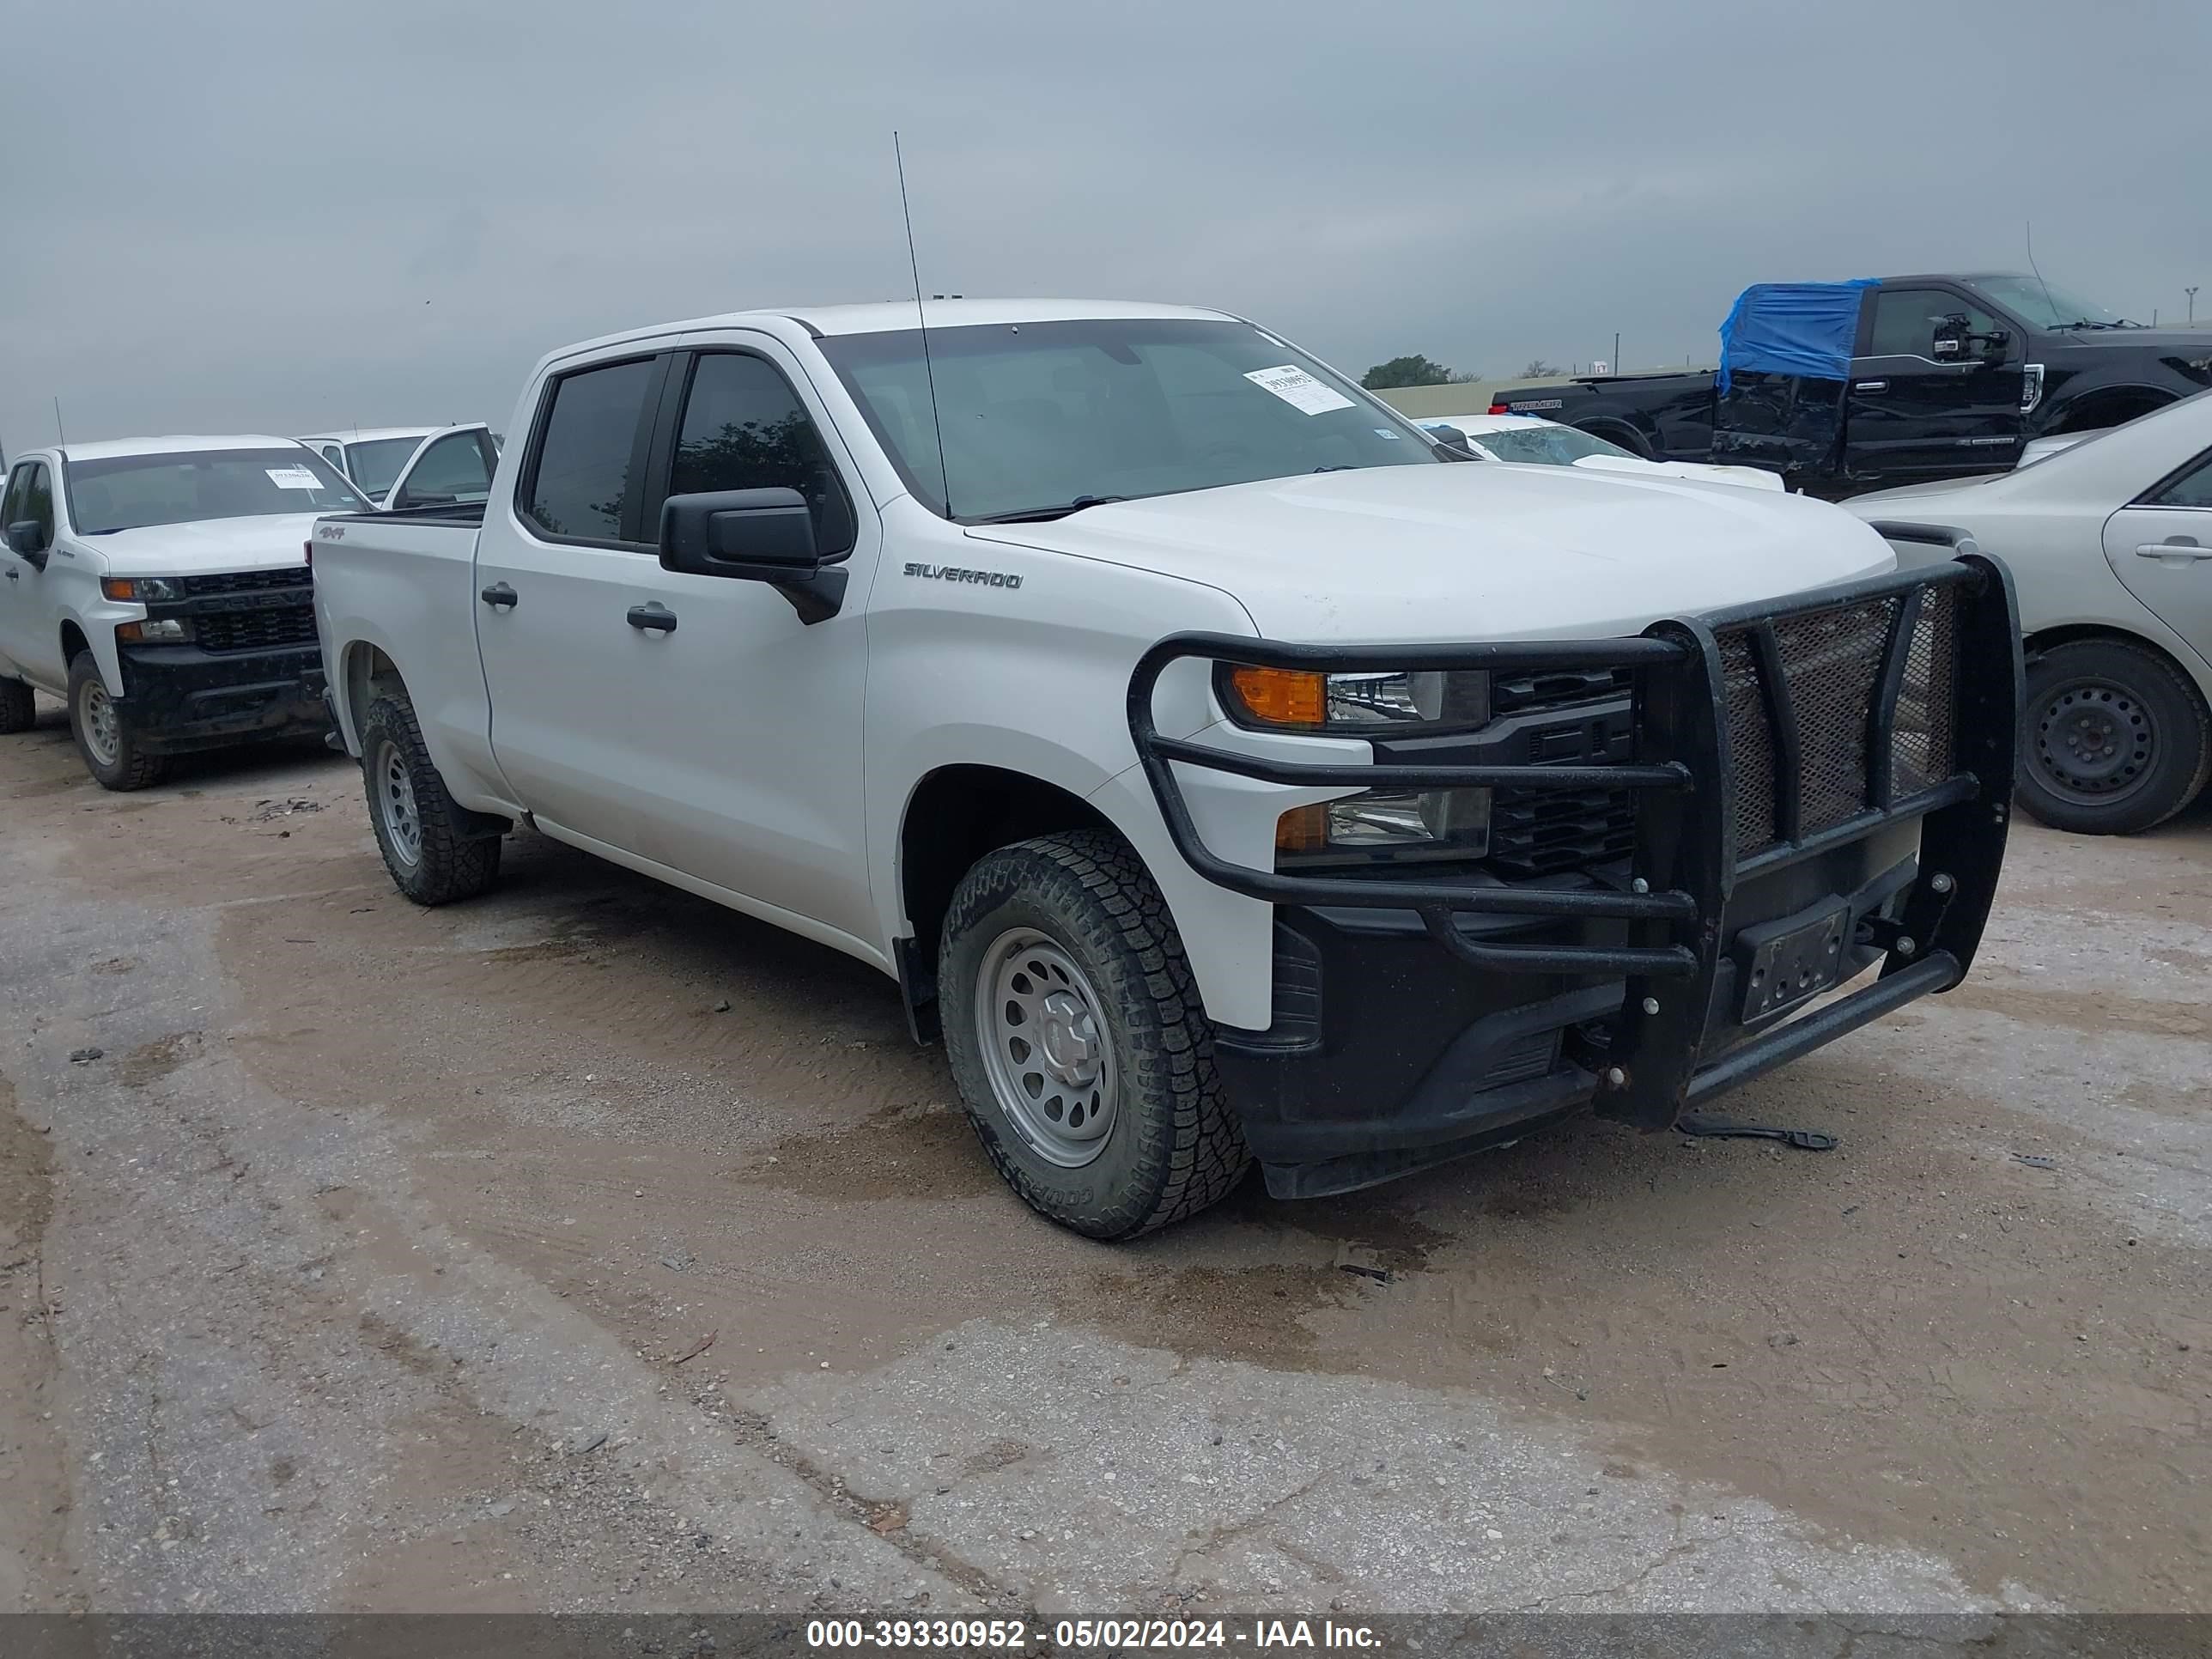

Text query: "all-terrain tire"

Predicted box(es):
[2017, 638, 2212, 835]
[359, 693, 503, 904]
[0, 676, 34, 734]
[939, 829, 1250, 1238]
[67, 651, 168, 790]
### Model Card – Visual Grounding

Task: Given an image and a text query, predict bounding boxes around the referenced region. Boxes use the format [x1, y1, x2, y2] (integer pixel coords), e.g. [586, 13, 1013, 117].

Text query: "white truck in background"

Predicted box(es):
[1, 436, 363, 787]
[310, 299, 2022, 1237]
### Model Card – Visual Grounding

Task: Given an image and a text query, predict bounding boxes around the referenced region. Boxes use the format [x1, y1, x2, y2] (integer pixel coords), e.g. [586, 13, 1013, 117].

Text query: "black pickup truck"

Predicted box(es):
[1487, 272, 2212, 496]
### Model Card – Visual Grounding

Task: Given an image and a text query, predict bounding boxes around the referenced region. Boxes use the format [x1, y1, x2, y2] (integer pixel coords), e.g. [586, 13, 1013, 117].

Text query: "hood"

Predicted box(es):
[2057, 328, 2212, 359]
[79, 514, 325, 575]
[968, 465, 1893, 641]
[1571, 454, 1786, 491]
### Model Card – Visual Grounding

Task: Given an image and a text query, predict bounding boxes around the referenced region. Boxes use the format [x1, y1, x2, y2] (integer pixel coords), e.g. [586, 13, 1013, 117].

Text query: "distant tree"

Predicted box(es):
[1362, 355, 1454, 390]
[1520, 358, 1565, 378]
[1446, 368, 1485, 384]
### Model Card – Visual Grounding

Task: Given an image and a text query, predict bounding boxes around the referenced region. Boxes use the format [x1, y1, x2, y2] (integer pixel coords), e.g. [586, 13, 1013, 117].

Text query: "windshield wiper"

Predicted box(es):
[965, 495, 1128, 525]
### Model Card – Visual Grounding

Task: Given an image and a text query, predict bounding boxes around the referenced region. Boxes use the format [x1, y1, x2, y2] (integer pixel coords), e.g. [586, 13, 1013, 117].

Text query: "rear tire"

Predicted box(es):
[67, 652, 168, 791]
[359, 693, 503, 904]
[2017, 638, 2212, 835]
[939, 829, 1250, 1238]
[0, 676, 34, 734]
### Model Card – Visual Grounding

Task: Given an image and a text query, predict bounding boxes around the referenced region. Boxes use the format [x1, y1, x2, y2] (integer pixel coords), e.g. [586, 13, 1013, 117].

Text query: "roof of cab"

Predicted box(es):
[58, 434, 313, 462]
[295, 427, 436, 445]
[540, 299, 1243, 366]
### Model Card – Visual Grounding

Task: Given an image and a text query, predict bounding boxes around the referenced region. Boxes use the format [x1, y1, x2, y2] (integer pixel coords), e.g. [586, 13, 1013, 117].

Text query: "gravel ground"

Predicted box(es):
[2, 695, 2209, 1620]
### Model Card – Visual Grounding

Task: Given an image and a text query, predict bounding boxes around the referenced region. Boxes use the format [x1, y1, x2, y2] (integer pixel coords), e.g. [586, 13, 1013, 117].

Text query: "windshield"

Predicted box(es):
[343, 436, 428, 498]
[1966, 274, 2136, 330]
[1468, 422, 1632, 465]
[817, 319, 1438, 520]
[66, 448, 368, 534]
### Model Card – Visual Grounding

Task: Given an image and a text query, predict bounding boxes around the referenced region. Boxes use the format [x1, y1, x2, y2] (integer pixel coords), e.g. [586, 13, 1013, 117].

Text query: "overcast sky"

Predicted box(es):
[4, 0, 2208, 452]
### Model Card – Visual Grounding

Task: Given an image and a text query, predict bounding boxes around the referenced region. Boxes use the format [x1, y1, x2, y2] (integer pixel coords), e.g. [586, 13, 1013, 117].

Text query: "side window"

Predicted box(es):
[23, 464, 55, 539]
[1869, 289, 2002, 360]
[523, 358, 659, 544]
[319, 444, 346, 471]
[2148, 451, 2212, 509]
[394, 431, 495, 508]
[0, 464, 27, 530]
[669, 353, 857, 556]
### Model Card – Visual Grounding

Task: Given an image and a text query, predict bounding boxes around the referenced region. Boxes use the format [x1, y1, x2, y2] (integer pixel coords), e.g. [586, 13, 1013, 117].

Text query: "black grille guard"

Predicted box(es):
[1127, 555, 2023, 1128]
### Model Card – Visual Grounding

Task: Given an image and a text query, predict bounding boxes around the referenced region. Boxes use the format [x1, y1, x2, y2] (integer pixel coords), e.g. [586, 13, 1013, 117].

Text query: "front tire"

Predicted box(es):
[2018, 639, 2212, 835]
[0, 676, 34, 735]
[939, 830, 1250, 1238]
[67, 652, 167, 791]
[359, 694, 502, 904]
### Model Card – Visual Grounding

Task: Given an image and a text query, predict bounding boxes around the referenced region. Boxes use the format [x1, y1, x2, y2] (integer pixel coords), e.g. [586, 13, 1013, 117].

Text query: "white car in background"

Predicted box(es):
[1851, 392, 2212, 835]
[297, 425, 501, 508]
[1419, 413, 1784, 491]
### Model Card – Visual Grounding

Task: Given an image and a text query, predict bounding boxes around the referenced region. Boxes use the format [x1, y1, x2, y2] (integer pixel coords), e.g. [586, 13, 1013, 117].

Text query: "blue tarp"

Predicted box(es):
[1717, 280, 1878, 392]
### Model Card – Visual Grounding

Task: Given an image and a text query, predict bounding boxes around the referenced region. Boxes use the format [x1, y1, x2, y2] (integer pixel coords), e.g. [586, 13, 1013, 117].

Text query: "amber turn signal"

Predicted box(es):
[1225, 665, 1326, 727]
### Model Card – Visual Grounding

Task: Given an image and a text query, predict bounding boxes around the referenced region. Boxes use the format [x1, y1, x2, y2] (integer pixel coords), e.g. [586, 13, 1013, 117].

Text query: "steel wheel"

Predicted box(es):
[374, 738, 424, 867]
[974, 927, 1118, 1169]
[77, 678, 121, 769]
[2027, 677, 2156, 806]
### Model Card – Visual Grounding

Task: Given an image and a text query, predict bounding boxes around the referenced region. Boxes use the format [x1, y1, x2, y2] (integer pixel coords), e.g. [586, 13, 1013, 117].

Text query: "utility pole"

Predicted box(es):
[2189, 286, 2200, 325]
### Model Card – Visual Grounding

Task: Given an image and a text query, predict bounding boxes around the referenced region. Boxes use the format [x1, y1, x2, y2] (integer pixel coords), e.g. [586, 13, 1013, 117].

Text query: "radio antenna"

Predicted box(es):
[2025, 221, 2058, 324]
[894, 131, 953, 519]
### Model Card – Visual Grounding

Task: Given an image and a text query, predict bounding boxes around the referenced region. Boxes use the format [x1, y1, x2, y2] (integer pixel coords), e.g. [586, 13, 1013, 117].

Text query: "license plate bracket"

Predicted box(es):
[1736, 899, 1852, 1025]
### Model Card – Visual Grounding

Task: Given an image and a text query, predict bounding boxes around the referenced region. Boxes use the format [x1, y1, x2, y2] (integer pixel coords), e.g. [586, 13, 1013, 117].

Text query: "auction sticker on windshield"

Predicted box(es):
[1245, 365, 1356, 415]
[265, 466, 324, 489]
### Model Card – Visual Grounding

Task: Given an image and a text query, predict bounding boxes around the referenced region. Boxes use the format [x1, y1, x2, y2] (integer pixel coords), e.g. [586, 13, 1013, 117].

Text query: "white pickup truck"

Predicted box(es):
[312, 300, 2023, 1237]
[2, 435, 365, 787]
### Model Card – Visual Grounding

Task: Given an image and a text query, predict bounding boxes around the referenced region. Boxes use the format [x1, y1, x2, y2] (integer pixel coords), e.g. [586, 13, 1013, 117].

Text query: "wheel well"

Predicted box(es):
[898, 766, 1115, 1030]
[343, 642, 407, 732]
[2045, 387, 2172, 437]
[1576, 419, 1649, 458]
[2024, 625, 2211, 708]
[58, 620, 89, 668]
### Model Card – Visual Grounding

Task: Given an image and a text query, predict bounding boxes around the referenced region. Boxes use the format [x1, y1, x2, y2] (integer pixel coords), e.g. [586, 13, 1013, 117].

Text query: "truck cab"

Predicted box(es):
[311, 301, 2022, 1237]
[0, 436, 361, 787]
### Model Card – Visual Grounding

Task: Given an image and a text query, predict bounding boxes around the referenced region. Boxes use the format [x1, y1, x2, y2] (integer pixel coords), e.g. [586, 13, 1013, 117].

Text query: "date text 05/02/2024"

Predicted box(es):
[804, 1618, 1384, 1650]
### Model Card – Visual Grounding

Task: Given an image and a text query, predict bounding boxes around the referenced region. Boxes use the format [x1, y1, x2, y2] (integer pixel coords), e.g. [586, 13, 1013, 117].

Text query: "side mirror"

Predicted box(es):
[659, 487, 845, 624]
[1423, 423, 1479, 459]
[5, 520, 47, 567]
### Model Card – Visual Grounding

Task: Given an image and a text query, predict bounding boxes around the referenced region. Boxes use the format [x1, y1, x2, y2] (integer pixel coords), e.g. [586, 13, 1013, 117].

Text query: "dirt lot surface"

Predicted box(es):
[3, 695, 2209, 1620]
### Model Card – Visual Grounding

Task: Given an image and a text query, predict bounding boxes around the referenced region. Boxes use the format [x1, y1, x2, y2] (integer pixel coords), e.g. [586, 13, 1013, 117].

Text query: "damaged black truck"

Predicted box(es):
[1488, 274, 2212, 496]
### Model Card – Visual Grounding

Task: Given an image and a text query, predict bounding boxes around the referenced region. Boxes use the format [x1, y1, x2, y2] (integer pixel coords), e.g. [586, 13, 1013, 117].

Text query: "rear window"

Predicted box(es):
[66, 449, 368, 533]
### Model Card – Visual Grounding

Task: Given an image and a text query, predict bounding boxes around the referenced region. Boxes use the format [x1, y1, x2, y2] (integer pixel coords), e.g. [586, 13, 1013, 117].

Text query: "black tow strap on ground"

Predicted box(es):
[1673, 1112, 1838, 1152]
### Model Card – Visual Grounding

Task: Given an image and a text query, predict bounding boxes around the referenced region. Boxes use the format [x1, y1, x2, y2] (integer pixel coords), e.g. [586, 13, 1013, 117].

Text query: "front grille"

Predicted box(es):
[180, 568, 312, 598]
[195, 605, 319, 653]
[1717, 584, 1960, 856]
[1488, 686, 1638, 879]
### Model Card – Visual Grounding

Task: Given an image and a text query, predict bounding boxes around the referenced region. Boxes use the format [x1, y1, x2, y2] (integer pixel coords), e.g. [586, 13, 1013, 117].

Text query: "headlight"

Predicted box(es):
[1275, 787, 1491, 868]
[102, 575, 186, 602]
[117, 618, 194, 643]
[1214, 663, 1496, 869]
[1218, 665, 1491, 732]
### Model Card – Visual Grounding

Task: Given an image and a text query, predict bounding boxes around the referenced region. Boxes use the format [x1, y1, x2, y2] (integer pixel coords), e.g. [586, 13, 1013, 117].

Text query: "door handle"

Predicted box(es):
[1854, 380, 1887, 392]
[3, 568, 16, 580]
[626, 603, 678, 634]
[2136, 540, 2212, 562]
[479, 582, 518, 608]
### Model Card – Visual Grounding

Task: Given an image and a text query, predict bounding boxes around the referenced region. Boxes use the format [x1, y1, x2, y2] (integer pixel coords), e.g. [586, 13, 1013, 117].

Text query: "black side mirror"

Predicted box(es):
[659, 487, 845, 624]
[1425, 424, 1480, 459]
[5, 520, 47, 567]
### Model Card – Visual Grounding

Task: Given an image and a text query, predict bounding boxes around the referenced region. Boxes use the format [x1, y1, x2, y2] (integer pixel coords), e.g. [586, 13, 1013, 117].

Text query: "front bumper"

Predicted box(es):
[117, 643, 330, 755]
[1128, 556, 2022, 1198]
